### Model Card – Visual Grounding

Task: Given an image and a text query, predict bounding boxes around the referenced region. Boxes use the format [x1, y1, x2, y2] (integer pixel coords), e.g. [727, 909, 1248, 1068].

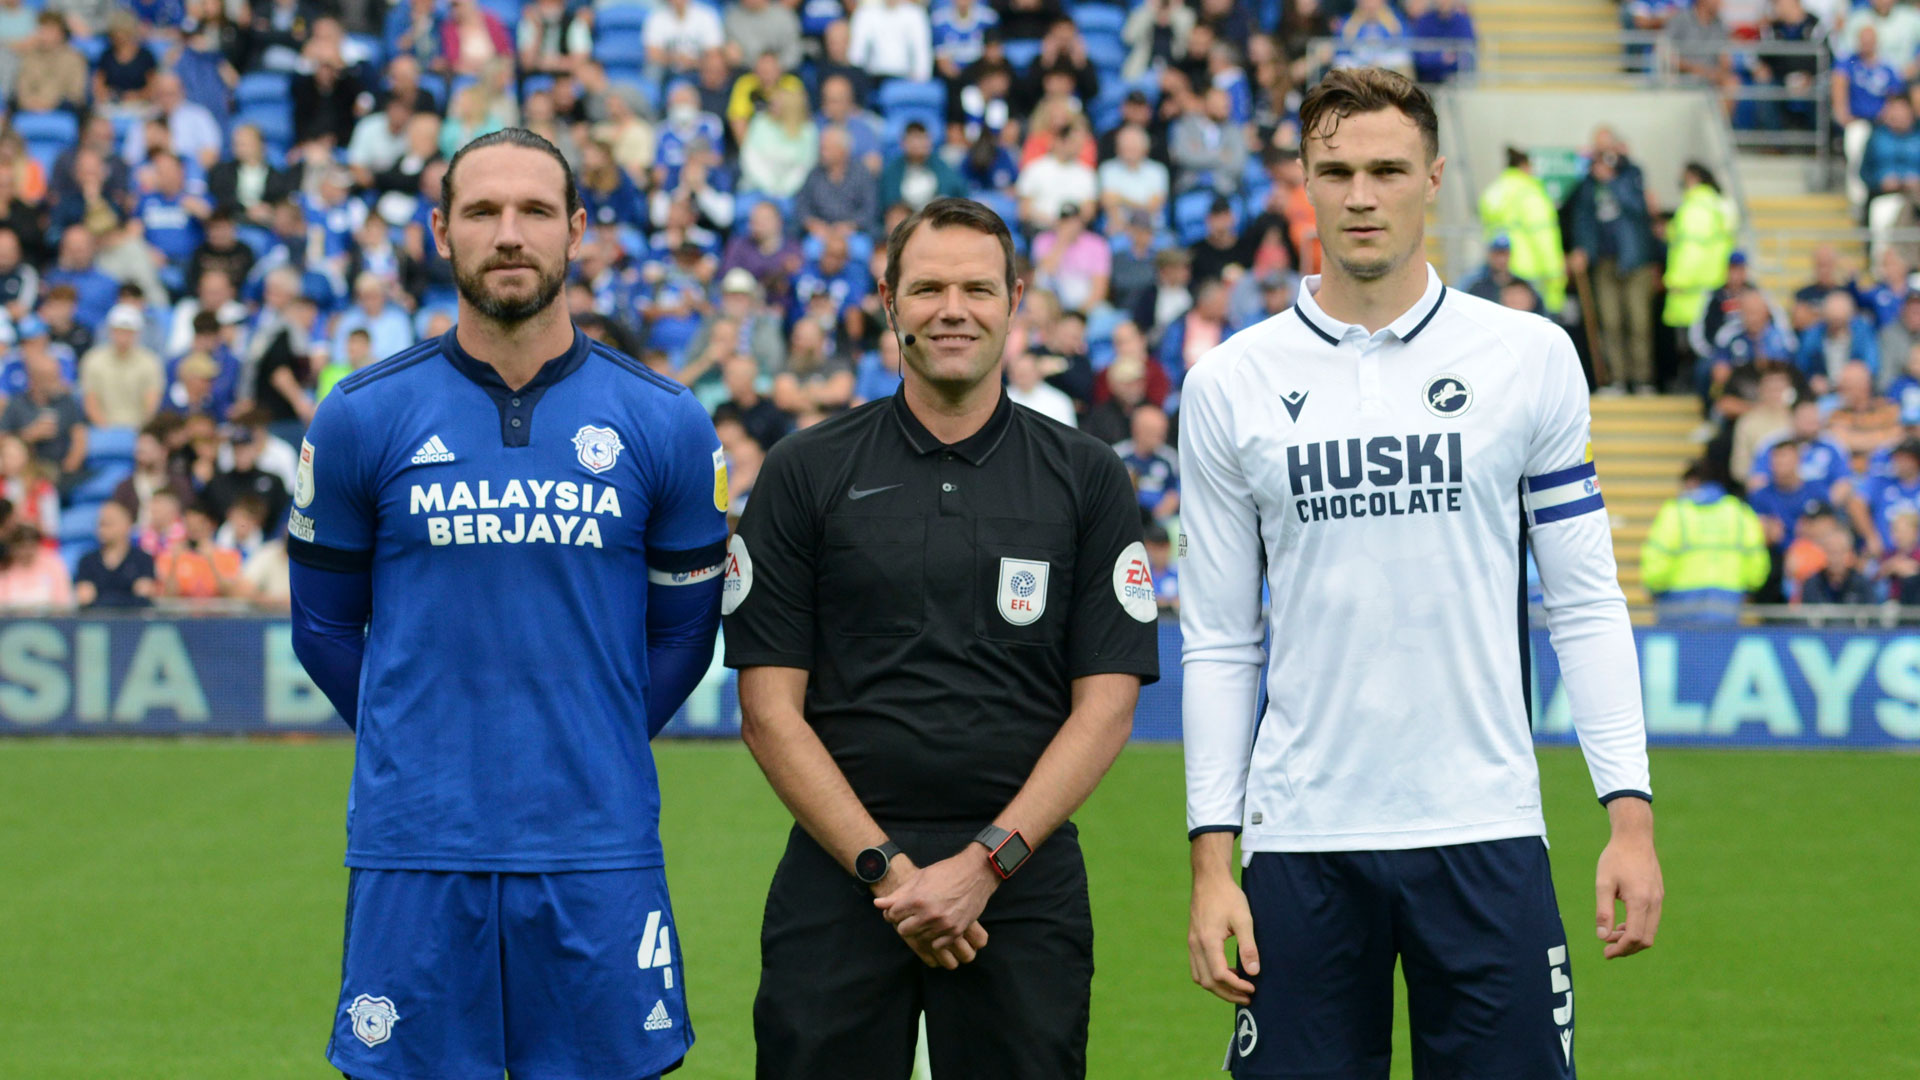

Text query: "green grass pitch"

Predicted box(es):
[2, 741, 1916, 1078]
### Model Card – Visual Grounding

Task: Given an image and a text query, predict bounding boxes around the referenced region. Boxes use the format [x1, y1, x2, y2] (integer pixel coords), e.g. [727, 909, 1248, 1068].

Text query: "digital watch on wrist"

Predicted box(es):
[854, 840, 902, 885]
[973, 825, 1032, 880]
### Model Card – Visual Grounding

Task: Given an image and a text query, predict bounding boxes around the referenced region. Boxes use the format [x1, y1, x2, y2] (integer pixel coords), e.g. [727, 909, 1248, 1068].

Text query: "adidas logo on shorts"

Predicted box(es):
[411, 435, 455, 465]
[643, 999, 673, 1031]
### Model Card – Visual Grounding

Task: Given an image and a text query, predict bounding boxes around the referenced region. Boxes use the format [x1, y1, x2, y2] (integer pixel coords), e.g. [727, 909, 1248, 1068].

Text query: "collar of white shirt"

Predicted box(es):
[1292, 262, 1448, 347]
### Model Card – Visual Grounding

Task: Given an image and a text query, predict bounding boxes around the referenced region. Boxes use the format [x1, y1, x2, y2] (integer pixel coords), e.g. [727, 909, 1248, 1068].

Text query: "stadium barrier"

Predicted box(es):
[2, 615, 1918, 748]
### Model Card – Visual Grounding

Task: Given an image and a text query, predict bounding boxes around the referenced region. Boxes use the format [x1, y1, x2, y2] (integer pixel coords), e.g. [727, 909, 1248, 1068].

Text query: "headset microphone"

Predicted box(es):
[891, 305, 915, 347]
[903, 334, 916, 346]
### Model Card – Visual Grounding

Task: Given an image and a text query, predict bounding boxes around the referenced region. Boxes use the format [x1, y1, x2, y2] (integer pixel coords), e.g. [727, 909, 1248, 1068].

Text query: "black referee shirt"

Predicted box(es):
[723, 385, 1161, 826]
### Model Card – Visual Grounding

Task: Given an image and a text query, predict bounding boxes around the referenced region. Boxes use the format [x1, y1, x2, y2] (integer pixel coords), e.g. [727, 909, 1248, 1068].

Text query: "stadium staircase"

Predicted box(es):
[1472, 0, 1620, 85]
[1589, 395, 1698, 616]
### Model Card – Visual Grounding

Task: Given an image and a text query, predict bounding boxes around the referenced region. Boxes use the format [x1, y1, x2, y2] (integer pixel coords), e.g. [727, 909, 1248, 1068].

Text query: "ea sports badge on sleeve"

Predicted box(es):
[1112, 541, 1157, 622]
[572, 425, 625, 474]
[997, 557, 1050, 625]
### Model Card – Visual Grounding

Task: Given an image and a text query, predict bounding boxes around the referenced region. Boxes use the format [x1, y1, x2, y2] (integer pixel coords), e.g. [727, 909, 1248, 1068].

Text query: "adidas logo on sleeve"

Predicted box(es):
[643, 1000, 673, 1031]
[411, 435, 456, 465]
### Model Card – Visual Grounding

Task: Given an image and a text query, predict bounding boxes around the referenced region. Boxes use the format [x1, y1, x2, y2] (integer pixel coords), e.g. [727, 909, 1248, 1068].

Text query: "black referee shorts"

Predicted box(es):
[754, 822, 1094, 1080]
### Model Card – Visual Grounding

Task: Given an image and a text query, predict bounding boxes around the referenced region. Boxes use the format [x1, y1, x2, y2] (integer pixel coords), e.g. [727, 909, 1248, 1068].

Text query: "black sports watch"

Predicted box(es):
[973, 825, 1033, 880]
[854, 840, 903, 884]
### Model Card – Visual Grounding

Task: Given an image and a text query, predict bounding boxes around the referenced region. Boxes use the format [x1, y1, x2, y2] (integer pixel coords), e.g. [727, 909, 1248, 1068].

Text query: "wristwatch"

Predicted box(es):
[854, 840, 902, 884]
[973, 825, 1033, 880]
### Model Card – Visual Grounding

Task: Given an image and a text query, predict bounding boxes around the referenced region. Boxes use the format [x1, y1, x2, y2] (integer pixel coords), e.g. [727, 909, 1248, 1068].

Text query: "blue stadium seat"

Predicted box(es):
[1003, 39, 1042, 72]
[418, 72, 448, 109]
[877, 79, 946, 118]
[885, 107, 944, 146]
[606, 70, 662, 116]
[597, 4, 652, 34]
[15, 111, 77, 177]
[1069, 3, 1126, 37]
[73, 35, 104, 64]
[348, 33, 387, 68]
[479, 0, 520, 31]
[85, 426, 137, 466]
[58, 503, 99, 545]
[595, 35, 649, 67]
[240, 105, 294, 153]
[236, 224, 276, 259]
[236, 71, 291, 106]
[1084, 34, 1127, 76]
[521, 74, 557, 97]
[59, 540, 89, 577]
[1173, 188, 1220, 245]
[72, 463, 132, 505]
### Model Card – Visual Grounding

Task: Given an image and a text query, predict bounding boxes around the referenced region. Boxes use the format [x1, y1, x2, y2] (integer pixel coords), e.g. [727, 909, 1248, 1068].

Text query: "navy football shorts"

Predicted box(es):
[1225, 837, 1576, 1080]
[326, 868, 692, 1080]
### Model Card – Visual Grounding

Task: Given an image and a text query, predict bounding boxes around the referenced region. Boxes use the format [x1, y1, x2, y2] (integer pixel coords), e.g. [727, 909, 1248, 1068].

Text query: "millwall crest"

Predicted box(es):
[347, 994, 400, 1048]
[572, 424, 625, 474]
[997, 557, 1050, 626]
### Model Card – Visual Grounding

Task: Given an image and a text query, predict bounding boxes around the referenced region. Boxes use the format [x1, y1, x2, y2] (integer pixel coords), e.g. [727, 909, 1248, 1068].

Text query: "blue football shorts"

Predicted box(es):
[1225, 836, 1575, 1080]
[326, 868, 693, 1080]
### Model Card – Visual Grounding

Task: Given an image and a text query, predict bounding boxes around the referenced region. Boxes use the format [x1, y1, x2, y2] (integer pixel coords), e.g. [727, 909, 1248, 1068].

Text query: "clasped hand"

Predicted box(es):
[872, 852, 998, 970]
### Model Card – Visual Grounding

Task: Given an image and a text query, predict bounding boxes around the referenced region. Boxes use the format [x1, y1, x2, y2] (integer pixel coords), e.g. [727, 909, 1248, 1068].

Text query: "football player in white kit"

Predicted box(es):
[1179, 68, 1665, 1078]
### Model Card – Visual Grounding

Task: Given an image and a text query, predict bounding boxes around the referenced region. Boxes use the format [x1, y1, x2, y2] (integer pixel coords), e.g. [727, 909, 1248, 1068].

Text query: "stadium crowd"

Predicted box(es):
[0, 0, 1915, 622]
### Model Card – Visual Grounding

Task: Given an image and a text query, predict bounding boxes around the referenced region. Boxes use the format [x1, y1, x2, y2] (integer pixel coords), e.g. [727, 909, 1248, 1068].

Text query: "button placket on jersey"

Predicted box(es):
[1350, 327, 1391, 416]
[938, 452, 963, 514]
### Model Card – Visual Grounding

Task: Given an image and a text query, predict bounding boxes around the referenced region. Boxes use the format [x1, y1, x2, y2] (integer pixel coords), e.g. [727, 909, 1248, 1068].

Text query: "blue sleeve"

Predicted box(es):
[645, 575, 722, 737]
[286, 387, 376, 573]
[642, 388, 730, 734]
[290, 562, 371, 730]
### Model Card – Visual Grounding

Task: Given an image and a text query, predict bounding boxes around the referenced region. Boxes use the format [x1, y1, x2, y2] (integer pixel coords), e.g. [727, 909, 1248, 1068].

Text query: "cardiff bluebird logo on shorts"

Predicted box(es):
[1423, 374, 1473, 418]
[347, 994, 400, 1048]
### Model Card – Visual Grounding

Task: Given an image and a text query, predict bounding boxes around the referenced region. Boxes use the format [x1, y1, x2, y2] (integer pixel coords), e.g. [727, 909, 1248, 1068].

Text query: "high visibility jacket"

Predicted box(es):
[1479, 167, 1566, 312]
[1662, 184, 1738, 329]
[1641, 489, 1770, 622]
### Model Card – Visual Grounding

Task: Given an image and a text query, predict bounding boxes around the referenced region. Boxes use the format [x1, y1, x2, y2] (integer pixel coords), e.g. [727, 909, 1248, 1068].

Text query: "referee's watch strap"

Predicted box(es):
[974, 825, 1011, 851]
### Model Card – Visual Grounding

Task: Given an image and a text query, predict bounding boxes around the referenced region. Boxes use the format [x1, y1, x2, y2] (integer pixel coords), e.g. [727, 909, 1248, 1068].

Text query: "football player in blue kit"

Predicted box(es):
[289, 129, 728, 1080]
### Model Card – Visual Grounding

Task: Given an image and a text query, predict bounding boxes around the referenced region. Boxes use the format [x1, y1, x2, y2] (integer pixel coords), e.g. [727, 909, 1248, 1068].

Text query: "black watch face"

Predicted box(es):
[855, 847, 889, 883]
[993, 833, 1033, 875]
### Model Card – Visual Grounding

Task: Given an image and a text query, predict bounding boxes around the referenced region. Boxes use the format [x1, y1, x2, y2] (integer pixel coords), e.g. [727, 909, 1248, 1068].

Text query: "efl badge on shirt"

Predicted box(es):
[997, 557, 1050, 626]
[294, 439, 316, 508]
[572, 425, 625, 474]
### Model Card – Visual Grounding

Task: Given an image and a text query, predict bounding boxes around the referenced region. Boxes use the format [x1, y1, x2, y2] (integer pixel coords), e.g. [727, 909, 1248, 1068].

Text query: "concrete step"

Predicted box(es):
[1589, 393, 1699, 417]
[1591, 415, 1703, 436]
[1596, 459, 1685, 481]
[1591, 438, 1703, 460]
[1749, 193, 1852, 213]
[1606, 478, 1691, 499]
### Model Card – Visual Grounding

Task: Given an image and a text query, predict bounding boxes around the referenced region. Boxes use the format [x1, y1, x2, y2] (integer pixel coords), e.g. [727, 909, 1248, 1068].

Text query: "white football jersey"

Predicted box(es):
[1179, 265, 1651, 854]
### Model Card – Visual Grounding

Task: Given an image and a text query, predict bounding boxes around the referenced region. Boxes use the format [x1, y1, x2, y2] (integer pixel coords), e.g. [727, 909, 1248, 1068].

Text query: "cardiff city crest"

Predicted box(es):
[572, 424, 625, 474]
[347, 994, 400, 1048]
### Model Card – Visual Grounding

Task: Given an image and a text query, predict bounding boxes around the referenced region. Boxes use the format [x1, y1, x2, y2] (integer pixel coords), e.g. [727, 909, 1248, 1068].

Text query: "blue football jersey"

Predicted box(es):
[288, 328, 728, 871]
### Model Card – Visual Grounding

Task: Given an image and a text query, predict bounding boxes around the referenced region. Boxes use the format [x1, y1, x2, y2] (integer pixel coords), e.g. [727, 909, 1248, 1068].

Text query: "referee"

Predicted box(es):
[722, 197, 1161, 1080]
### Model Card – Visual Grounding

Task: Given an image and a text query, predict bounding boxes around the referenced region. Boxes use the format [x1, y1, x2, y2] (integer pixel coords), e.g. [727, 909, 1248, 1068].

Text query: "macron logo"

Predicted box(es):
[411, 435, 455, 465]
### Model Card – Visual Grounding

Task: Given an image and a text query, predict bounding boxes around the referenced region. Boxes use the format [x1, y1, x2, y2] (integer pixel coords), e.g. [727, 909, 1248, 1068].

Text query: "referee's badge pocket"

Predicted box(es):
[997, 558, 1050, 626]
[976, 518, 1072, 645]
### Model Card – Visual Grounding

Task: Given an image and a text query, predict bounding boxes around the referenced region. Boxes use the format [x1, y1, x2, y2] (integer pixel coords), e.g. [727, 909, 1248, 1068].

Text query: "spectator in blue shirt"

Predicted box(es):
[1752, 401, 1858, 498]
[0, 317, 78, 400]
[1865, 97, 1920, 270]
[1852, 438, 1920, 555]
[330, 272, 416, 365]
[1838, 25, 1904, 207]
[933, 0, 999, 81]
[1750, 439, 1827, 555]
[852, 330, 904, 404]
[1113, 403, 1179, 521]
[44, 227, 122, 334]
[1797, 290, 1882, 389]
[578, 140, 650, 228]
[135, 151, 211, 266]
[789, 233, 870, 336]
[1411, 0, 1476, 84]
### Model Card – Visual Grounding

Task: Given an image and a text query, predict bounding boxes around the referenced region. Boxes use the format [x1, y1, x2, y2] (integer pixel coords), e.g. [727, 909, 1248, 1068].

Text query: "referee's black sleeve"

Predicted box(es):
[1066, 448, 1162, 684]
[723, 439, 819, 670]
